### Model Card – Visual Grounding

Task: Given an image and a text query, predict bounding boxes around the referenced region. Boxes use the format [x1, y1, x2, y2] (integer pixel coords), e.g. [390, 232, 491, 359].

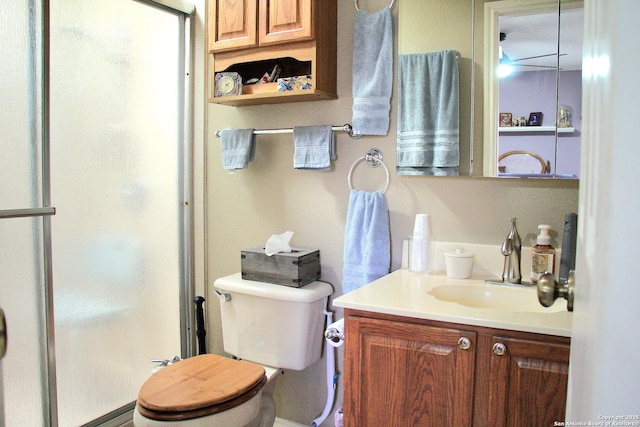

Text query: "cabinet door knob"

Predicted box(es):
[458, 336, 471, 350]
[493, 342, 507, 356]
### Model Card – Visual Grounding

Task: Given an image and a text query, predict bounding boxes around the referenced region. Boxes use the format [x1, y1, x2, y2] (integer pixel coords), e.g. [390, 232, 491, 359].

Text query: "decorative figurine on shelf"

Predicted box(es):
[557, 105, 573, 128]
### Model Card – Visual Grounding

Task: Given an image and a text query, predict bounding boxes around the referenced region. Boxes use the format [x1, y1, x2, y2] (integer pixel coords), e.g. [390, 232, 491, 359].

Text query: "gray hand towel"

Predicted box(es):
[397, 50, 460, 176]
[293, 125, 336, 170]
[352, 7, 393, 136]
[219, 128, 256, 171]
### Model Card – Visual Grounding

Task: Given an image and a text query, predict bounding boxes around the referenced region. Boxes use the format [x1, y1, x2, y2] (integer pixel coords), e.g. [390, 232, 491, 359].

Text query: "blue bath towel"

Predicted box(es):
[293, 125, 336, 170]
[351, 7, 393, 136]
[219, 128, 256, 171]
[342, 190, 390, 294]
[397, 50, 460, 175]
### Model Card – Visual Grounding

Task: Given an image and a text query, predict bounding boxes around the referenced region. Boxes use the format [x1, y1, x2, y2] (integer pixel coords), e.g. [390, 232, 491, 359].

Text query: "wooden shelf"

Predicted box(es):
[209, 89, 337, 107]
[499, 126, 575, 133]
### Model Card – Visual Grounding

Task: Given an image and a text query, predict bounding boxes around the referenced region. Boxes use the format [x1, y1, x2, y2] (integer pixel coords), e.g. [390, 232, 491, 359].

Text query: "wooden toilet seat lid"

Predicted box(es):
[137, 354, 266, 416]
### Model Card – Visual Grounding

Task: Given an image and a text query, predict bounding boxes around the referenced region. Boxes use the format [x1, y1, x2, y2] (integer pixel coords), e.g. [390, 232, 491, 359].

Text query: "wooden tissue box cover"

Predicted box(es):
[241, 247, 320, 287]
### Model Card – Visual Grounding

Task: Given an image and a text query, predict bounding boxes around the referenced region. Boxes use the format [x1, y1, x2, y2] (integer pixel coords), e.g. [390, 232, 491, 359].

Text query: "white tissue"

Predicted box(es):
[265, 231, 294, 256]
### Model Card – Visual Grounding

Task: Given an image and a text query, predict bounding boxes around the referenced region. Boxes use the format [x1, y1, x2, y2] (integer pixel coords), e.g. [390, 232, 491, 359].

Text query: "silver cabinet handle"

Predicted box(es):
[0, 308, 6, 360]
[458, 337, 471, 350]
[493, 342, 506, 356]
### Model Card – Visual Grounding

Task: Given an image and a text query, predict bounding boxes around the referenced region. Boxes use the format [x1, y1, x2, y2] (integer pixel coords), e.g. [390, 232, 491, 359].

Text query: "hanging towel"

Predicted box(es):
[351, 7, 393, 136]
[342, 190, 390, 294]
[293, 125, 336, 170]
[397, 50, 460, 176]
[220, 128, 256, 172]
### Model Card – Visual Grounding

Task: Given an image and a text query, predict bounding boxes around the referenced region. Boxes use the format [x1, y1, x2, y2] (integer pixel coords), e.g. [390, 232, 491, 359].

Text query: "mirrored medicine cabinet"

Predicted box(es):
[398, 0, 583, 179]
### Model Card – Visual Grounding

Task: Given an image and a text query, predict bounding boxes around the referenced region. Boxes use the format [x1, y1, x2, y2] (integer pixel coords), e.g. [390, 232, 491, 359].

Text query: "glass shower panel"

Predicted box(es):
[0, 219, 49, 426]
[1, 0, 43, 210]
[1, 1, 50, 425]
[50, 1, 184, 424]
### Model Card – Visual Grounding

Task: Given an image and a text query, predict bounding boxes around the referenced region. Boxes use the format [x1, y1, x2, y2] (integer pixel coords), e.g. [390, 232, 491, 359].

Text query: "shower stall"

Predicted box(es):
[0, 0, 196, 425]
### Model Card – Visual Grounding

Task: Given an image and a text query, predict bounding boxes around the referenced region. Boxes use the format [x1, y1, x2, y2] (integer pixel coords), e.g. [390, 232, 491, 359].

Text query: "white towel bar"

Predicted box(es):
[215, 124, 361, 139]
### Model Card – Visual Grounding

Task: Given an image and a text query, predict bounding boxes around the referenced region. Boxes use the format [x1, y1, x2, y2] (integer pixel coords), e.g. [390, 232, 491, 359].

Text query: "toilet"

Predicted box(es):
[134, 272, 333, 426]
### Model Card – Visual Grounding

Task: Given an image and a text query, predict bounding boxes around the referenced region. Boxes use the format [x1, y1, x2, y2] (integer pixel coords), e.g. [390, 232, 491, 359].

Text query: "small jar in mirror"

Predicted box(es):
[557, 105, 573, 128]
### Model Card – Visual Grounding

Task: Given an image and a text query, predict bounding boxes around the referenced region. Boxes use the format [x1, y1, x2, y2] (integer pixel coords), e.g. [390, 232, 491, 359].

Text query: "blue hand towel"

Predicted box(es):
[352, 7, 393, 136]
[293, 125, 336, 170]
[342, 190, 390, 294]
[397, 50, 460, 176]
[219, 128, 256, 171]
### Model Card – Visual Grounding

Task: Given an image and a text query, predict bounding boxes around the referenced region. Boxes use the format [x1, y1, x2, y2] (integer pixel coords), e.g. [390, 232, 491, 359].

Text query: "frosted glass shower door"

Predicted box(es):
[49, 0, 191, 425]
[1, 2, 56, 425]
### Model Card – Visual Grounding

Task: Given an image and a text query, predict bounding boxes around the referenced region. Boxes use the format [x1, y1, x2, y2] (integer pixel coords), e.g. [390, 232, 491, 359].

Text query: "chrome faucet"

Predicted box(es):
[501, 217, 522, 284]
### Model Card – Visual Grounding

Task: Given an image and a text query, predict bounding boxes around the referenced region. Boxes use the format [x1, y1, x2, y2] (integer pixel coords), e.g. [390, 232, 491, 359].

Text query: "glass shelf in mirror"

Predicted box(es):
[499, 127, 575, 133]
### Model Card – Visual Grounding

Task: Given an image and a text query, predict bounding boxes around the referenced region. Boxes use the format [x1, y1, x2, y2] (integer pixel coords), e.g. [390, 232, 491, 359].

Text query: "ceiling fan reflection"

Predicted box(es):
[502, 52, 567, 69]
[499, 32, 566, 70]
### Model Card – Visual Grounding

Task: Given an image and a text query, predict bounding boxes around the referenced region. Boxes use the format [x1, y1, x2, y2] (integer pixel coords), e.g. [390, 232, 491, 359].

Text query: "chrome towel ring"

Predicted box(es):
[354, 0, 395, 11]
[348, 148, 390, 194]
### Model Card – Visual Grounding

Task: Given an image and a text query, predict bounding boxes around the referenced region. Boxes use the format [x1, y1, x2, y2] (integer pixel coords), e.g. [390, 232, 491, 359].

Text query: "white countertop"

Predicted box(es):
[333, 269, 572, 337]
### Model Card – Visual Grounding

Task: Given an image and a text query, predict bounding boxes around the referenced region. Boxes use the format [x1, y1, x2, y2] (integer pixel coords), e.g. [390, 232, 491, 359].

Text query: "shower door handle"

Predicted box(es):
[0, 308, 6, 360]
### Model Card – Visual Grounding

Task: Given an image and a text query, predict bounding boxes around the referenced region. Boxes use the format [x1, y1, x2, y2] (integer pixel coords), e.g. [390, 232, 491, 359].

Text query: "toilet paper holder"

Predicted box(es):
[324, 326, 344, 344]
[324, 318, 345, 346]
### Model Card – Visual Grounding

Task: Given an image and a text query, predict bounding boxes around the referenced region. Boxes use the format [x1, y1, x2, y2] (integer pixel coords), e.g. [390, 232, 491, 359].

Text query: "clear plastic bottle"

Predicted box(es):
[531, 224, 556, 283]
[409, 214, 432, 274]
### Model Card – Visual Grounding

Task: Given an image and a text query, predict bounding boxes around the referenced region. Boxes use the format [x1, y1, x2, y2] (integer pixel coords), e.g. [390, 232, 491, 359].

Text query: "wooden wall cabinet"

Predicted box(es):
[344, 310, 570, 427]
[208, 0, 337, 106]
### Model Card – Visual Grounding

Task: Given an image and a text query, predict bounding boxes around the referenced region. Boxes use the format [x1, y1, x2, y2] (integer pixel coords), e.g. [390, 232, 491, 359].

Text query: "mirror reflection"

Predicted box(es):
[397, 0, 474, 176]
[484, 0, 583, 178]
[397, 0, 584, 179]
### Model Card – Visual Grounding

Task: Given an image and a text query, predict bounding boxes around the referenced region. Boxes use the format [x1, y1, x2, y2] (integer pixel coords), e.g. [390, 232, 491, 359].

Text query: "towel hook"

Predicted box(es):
[348, 148, 390, 194]
[354, 0, 395, 11]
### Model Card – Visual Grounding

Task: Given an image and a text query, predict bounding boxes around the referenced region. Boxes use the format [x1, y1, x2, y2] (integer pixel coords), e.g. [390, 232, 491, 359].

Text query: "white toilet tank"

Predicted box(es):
[214, 273, 333, 370]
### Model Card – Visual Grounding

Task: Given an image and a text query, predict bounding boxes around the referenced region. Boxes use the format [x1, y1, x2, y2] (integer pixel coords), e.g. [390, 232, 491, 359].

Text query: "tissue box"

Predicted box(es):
[241, 247, 320, 287]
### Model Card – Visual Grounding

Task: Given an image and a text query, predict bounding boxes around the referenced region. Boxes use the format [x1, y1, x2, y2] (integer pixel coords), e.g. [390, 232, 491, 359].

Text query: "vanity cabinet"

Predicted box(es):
[208, 0, 337, 106]
[343, 310, 570, 427]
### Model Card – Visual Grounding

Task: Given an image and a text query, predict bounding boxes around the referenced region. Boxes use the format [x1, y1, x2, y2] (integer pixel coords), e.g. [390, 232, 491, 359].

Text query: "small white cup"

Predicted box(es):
[444, 249, 475, 279]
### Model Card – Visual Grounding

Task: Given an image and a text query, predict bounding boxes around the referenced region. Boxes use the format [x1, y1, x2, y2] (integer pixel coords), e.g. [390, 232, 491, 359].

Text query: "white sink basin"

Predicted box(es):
[428, 284, 565, 313]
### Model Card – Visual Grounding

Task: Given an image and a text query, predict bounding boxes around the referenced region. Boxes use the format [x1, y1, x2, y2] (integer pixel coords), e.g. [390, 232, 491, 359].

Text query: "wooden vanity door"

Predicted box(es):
[344, 314, 476, 427]
[487, 335, 570, 426]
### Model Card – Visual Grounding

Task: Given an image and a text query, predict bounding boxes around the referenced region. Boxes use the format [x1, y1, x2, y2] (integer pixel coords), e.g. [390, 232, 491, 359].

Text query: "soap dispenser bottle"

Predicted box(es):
[531, 224, 556, 283]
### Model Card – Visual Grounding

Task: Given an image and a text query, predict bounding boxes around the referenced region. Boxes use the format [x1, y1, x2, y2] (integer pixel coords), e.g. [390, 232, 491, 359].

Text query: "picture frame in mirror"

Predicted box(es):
[528, 112, 543, 126]
[500, 112, 512, 127]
